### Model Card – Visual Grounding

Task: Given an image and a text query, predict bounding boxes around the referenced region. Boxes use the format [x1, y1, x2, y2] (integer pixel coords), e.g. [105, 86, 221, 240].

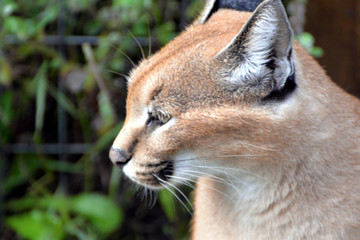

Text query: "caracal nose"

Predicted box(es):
[109, 147, 131, 167]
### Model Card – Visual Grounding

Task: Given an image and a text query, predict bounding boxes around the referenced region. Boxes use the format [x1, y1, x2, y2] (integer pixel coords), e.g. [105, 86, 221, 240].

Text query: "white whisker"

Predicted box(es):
[174, 153, 269, 165]
[181, 169, 229, 184]
[167, 175, 212, 203]
[167, 176, 195, 190]
[108, 42, 136, 67]
[153, 174, 193, 216]
[194, 167, 249, 188]
[181, 169, 246, 193]
[219, 154, 269, 158]
[127, 30, 146, 60]
[240, 142, 278, 152]
[146, 16, 152, 57]
[171, 174, 235, 203]
[141, 186, 148, 202]
[148, 188, 154, 208]
[192, 165, 273, 185]
[150, 190, 158, 208]
[163, 179, 193, 212]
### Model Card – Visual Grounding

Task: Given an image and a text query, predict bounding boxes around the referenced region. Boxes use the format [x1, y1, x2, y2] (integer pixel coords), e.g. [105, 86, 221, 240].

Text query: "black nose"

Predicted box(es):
[109, 147, 131, 167]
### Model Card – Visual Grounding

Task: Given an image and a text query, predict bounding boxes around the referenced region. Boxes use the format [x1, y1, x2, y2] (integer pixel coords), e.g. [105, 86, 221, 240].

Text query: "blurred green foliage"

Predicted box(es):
[0, 0, 200, 239]
[296, 32, 324, 58]
[6, 193, 123, 240]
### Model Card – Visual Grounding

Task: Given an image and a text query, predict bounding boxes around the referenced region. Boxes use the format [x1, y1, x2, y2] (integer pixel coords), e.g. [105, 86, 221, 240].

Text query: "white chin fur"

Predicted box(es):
[123, 161, 136, 181]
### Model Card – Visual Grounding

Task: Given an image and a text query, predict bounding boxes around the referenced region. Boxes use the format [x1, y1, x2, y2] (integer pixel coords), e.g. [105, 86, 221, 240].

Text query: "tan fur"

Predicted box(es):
[110, 2, 360, 239]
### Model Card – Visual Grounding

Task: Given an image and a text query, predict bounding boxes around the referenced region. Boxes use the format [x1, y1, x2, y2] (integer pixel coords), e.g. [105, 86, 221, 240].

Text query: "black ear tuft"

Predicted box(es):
[204, 0, 220, 22]
[219, 0, 265, 12]
[201, 0, 265, 23]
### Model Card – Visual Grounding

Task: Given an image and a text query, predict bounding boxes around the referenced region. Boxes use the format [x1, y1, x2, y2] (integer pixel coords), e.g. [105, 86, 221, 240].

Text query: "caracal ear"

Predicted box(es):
[197, 0, 265, 24]
[216, 0, 294, 98]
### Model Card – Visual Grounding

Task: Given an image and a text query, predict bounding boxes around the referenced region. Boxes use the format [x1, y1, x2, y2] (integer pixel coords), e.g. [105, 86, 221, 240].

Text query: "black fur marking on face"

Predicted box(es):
[150, 85, 163, 101]
[138, 161, 174, 183]
[158, 161, 174, 181]
[128, 139, 138, 157]
[263, 72, 297, 102]
[139, 160, 169, 168]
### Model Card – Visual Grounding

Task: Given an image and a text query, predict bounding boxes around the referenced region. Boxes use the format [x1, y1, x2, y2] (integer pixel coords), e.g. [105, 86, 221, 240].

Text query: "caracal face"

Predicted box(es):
[109, 0, 296, 190]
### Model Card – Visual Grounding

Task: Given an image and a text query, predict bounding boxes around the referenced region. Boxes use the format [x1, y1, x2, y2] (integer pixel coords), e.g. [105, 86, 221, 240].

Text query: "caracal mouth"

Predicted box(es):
[123, 160, 175, 189]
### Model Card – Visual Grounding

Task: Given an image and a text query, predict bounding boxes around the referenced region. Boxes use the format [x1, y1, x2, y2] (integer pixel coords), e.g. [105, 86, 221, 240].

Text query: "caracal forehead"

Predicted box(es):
[126, 10, 252, 108]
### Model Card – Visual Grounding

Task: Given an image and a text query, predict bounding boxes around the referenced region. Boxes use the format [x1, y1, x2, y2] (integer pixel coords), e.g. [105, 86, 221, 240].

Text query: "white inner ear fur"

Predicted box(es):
[273, 57, 293, 89]
[242, 7, 278, 70]
[218, 0, 293, 91]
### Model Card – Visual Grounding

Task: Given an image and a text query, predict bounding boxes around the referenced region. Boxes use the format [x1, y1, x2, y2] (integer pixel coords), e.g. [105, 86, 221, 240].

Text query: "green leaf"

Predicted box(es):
[97, 92, 116, 130]
[0, 55, 12, 86]
[3, 154, 42, 194]
[187, 0, 203, 20]
[17, 43, 59, 60]
[108, 166, 123, 199]
[44, 159, 83, 173]
[5, 195, 69, 216]
[159, 189, 176, 220]
[47, 82, 78, 119]
[131, 15, 148, 36]
[91, 121, 123, 153]
[155, 22, 176, 46]
[95, 32, 122, 59]
[0, 91, 13, 127]
[296, 32, 324, 58]
[0, 90, 13, 142]
[6, 210, 64, 240]
[311, 46, 324, 58]
[38, 4, 59, 29]
[5, 197, 39, 212]
[297, 32, 314, 51]
[67, 0, 98, 12]
[70, 193, 123, 234]
[2, 1, 19, 17]
[77, 121, 123, 166]
[113, 0, 136, 8]
[33, 62, 48, 138]
[3, 16, 38, 40]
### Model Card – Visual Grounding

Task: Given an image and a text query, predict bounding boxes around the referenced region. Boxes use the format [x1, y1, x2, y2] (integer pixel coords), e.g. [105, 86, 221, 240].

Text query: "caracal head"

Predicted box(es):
[109, 0, 296, 189]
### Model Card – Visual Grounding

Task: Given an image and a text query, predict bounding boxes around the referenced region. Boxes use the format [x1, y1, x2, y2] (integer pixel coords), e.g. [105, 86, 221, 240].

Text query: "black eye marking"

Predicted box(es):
[150, 85, 163, 101]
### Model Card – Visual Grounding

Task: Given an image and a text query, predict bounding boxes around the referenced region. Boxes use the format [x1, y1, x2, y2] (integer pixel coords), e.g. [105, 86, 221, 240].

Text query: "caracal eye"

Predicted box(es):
[146, 110, 171, 127]
[157, 110, 171, 124]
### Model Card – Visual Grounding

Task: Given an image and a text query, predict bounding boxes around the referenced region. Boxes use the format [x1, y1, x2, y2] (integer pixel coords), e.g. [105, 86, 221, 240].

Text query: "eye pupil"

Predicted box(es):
[146, 114, 162, 127]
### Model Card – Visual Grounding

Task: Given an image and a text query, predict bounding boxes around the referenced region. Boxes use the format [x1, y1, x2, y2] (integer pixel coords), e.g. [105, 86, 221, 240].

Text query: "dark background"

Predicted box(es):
[306, 0, 360, 97]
